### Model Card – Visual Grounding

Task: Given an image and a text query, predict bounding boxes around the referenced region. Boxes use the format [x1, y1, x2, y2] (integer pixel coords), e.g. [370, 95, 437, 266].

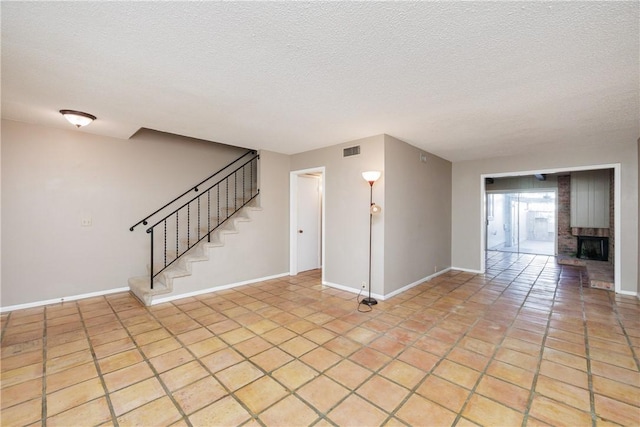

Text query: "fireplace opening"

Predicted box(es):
[577, 236, 609, 261]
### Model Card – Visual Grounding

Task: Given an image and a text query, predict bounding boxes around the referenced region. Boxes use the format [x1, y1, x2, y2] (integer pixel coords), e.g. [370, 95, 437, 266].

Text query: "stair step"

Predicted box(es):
[129, 198, 261, 306]
[128, 275, 170, 305]
[148, 253, 204, 277]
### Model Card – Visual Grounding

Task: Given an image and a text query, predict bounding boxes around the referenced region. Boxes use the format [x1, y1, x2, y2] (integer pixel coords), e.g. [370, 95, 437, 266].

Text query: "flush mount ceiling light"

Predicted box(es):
[59, 109, 96, 128]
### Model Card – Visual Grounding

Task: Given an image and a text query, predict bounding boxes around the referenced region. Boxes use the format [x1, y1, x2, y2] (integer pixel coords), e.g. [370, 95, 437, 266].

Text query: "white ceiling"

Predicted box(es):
[2, 1, 638, 162]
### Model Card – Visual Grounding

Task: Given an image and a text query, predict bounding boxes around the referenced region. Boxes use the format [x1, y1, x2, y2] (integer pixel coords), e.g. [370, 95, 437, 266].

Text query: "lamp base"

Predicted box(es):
[362, 297, 378, 306]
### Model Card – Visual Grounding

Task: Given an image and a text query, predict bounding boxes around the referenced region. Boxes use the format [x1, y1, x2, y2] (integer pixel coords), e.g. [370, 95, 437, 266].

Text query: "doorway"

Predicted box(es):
[480, 164, 621, 293]
[486, 191, 556, 256]
[290, 168, 325, 277]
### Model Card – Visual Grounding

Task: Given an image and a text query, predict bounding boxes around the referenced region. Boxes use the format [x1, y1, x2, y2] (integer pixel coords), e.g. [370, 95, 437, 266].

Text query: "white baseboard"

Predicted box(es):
[151, 272, 290, 305]
[0, 287, 129, 313]
[323, 268, 452, 301]
[384, 268, 452, 299]
[322, 281, 385, 301]
[616, 289, 638, 297]
[451, 266, 484, 274]
[1, 272, 293, 312]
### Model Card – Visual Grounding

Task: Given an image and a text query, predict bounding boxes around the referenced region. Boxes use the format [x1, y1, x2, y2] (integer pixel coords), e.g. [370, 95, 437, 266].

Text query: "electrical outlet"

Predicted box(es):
[434, 266, 437, 273]
[361, 281, 366, 289]
[81, 217, 92, 227]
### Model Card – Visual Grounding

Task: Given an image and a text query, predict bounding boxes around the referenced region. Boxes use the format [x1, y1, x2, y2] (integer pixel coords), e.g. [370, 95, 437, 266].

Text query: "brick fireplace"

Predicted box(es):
[557, 171, 614, 263]
[557, 175, 576, 255]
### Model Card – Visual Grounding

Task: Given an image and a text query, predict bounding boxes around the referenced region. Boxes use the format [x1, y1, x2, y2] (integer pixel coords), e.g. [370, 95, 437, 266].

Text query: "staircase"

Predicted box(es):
[128, 150, 260, 306]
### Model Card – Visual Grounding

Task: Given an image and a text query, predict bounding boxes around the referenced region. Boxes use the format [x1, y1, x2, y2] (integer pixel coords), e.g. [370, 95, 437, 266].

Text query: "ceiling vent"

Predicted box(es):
[343, 146, 360, 157]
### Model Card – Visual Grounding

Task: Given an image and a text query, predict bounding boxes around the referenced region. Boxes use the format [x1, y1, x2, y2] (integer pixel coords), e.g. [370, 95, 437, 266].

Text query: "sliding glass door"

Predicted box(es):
[486, 191, 556, 255]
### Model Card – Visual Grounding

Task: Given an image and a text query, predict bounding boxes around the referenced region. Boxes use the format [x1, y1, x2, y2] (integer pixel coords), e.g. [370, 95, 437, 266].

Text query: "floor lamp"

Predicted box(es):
[362, 171, 381, 306]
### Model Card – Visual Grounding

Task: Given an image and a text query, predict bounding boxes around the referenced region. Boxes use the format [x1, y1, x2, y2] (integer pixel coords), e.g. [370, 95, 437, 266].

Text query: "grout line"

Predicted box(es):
[607, 291, 640, 372]
[41, 307, 48, 427]
[520, 255, 561, 427]
[109, 297, 200, 427]
[142, 288, 296, 426]
[243, 279, 362, 424]
[385, 273, 482, 426]
[76, 299, 120, 427]
[579, 271, 598, 427]
[451, 253, 555, 427]
[3, 260, 636, 427]
[0, 311, 11, 342]
[140, 303, 229, 424]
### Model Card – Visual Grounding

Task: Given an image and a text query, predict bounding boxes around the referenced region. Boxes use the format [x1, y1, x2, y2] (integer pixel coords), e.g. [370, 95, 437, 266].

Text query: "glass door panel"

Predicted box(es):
[486, 191, 556, 256]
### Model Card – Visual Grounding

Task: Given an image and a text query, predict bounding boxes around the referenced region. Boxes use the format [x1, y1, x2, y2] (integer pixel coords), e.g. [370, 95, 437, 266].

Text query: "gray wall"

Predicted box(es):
[291, 134, 452, 298]
[291, 135, 385, 295]
[241, 149, 290, 278]
[383, 135, 451, 294]
[157, 150, 291, 299]
[451, 140, 638, 294]
[1, 120, 291, 307]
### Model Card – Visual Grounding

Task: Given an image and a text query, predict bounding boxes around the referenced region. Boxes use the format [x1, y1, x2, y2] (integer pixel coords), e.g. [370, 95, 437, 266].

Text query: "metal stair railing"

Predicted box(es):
[130, 150, 259, 289]
[129, 149, 258, 232]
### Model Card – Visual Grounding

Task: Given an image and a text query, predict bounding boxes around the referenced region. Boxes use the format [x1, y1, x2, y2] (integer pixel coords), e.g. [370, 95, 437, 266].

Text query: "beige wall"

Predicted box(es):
[291, 134, 452, 298]
[0, 130, 2, 301]
[0, 120, 258, 307]
[156, 150, 291, 299]
[452, 140, 638, 294]
[291, 135, 385, 295]
[7, 116, 632, 306]
[383, 135, 451, 294]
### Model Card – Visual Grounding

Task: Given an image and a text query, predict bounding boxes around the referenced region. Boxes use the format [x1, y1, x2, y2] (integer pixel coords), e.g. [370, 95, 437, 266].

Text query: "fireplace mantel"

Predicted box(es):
[571, 227, 609, 237]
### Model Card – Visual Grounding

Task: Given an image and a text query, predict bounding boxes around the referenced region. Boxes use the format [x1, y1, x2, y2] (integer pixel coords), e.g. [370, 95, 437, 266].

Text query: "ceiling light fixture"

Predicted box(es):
[59, 110, 96, 128]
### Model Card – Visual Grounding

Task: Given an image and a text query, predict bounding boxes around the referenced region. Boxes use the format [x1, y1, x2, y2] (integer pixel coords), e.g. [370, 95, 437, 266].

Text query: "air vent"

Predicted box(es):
[343, 146, 360, 157]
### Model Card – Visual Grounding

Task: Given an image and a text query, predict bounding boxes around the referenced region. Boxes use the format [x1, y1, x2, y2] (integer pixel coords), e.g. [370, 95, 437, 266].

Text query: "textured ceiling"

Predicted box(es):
[1, 1, 638, 162]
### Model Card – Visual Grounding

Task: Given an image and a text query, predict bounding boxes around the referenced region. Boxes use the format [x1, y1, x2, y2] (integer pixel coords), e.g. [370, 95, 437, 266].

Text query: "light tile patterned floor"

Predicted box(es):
[1, 252, 639, 426]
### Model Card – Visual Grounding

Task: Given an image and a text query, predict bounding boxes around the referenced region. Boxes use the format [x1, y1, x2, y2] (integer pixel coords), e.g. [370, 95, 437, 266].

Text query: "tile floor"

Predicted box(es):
[1, 251, 639, 426]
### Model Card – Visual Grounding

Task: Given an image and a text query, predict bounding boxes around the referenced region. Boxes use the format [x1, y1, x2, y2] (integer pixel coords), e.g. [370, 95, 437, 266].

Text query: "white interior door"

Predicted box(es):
[296, 175, 321, 272]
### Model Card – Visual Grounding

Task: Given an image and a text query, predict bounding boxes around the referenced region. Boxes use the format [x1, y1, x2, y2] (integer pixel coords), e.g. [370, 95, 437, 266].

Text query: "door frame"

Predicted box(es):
[480, 163, 621, 293]
[290, 167, 325, 280]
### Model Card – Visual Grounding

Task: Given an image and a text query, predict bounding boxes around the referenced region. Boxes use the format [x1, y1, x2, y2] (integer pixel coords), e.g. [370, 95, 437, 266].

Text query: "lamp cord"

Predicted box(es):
[356, 288, 372, 312]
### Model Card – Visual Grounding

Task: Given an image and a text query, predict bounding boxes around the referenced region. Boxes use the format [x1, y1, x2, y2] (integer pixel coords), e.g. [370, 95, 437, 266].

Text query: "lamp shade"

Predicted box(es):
[60, 110, 96, 128]
[362, 171, 381, 183]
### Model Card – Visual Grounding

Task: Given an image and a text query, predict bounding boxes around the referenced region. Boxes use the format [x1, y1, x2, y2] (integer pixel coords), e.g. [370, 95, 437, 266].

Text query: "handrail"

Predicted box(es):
[146, 152, 259, 289]
[129, 149, 256, 231]
[146, 154, 259, 232]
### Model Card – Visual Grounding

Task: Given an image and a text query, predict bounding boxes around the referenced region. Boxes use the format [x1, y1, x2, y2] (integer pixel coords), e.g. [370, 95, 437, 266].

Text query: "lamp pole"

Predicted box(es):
[362, 179, 378, 306]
